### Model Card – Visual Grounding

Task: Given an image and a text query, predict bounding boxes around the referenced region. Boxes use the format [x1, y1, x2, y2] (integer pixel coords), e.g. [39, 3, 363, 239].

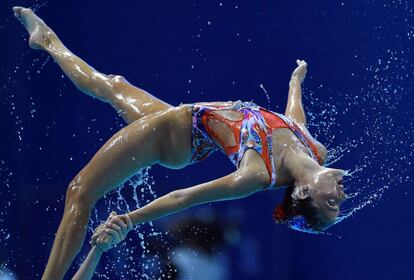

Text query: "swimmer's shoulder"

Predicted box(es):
[296, 123, 328, 165]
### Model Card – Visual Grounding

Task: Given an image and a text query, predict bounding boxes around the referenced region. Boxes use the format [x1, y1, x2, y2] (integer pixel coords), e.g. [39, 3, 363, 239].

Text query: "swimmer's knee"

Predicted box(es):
[108, 74, 130, 90]
[66, 175, 98, 206]
[108, 74, 126, 81]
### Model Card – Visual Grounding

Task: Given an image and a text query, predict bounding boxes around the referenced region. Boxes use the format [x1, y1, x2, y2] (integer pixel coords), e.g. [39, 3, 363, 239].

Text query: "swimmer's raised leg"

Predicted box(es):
[13, 6, 172, 124]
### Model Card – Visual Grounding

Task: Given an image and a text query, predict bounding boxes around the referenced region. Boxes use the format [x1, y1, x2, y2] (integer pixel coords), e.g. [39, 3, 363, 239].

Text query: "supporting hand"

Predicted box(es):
[291, 59, 308, 84]
[90, 211, 133, 252]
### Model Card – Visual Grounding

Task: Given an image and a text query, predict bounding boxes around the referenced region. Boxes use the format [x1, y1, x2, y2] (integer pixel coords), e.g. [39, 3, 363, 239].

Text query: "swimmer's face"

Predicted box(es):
[307, 168, 347, 230]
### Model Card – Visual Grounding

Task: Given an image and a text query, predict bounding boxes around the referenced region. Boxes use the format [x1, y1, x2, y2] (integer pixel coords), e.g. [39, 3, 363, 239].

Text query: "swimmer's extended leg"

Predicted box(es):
[41, 107, 192, 280]
[13, 6, 172, 124]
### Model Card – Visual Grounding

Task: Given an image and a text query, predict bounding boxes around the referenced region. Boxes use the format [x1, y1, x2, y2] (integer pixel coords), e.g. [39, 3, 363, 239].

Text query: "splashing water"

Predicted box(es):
[0, 161, 13, 251]
[302, 46, 413, 228]
[83, 168, 176, 279]
[259, 83, 271, 110]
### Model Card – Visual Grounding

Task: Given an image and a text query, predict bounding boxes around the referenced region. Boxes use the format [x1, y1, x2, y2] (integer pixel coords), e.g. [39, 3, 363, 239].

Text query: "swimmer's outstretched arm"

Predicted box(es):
[284, 59, 308, 125]
[284, 60, 328, 160]
[93, 153, 269, 245]
[128, 170, 263, 225]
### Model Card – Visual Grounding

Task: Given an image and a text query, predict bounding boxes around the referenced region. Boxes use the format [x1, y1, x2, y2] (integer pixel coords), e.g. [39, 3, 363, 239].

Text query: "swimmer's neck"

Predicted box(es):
[282, 145, 323, 185]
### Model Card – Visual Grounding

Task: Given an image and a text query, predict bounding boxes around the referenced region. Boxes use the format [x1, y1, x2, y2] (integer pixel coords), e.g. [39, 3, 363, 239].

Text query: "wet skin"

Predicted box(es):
[13, 6, 345, 280]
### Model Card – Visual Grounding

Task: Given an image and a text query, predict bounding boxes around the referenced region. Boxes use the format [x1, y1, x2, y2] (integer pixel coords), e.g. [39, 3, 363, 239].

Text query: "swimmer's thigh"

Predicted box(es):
[70, 106, 192, 200]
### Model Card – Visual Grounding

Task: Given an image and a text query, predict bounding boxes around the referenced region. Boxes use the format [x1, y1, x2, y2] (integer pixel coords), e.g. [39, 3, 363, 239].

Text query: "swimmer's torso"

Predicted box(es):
[188, 100, 327, 189]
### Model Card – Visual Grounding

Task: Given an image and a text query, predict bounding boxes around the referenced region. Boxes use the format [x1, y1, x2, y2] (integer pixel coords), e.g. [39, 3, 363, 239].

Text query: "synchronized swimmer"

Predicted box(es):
[14, 6, 347, 280]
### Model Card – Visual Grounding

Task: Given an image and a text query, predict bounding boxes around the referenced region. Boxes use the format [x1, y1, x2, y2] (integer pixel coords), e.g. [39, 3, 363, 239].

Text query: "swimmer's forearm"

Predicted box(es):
[288, 76, 302, 102]
[127, 177, 234, 225]
[126, 189, 192, 225]
[71, 246, 103, 280]
[286, 75, 306, 123]
[126, 172, 261, 226]
[285, 60, 308, 124]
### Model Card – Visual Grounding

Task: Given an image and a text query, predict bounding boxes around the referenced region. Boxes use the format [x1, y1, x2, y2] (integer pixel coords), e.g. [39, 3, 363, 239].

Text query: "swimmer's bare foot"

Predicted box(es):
[13, 6, 59, 50]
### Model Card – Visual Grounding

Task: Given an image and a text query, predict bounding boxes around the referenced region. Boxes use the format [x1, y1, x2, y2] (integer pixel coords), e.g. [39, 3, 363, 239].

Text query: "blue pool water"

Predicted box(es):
[1, 1, 413, 279]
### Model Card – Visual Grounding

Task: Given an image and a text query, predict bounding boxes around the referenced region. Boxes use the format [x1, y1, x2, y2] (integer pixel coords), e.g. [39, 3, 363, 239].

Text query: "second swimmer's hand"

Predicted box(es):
[291, 59, 308, 84]
[90, 211, 133, 252]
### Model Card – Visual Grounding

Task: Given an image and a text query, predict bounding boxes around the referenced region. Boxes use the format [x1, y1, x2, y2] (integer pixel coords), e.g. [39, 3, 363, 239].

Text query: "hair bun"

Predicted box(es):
[273, 203, 288, 222]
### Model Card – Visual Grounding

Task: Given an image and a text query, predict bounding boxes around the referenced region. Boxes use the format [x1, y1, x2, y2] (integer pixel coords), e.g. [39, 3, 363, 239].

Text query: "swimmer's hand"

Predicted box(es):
[90, 211, 133, 252]
[291, 59, 308, 84]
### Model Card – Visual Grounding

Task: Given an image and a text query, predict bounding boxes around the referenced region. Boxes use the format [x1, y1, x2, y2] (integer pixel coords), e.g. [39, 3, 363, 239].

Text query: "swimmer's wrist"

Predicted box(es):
[290, 75, 301, 83]
[126, 212, 140, 226]
[92, 245, 105, 255]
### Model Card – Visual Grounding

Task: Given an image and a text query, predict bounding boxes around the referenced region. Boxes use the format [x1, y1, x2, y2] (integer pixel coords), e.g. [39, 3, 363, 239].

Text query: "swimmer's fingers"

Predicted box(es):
[90, 212, 118, 246]
[90, 231, 104, 246]
[105, 222, 125, 241]
[95, 233, 113, 252]
[109, 216, 129, 236]
[99, 233, 113, 247]
[90, 223, 107, 245]
[12, 6, 24, 20]
[106, 221, 122, 232]
[106, 211, 117, 222]
[104, 228, 122, 245]
[296, 59, 307, 67]
[90, 212, 132, 247]
[292, 59, 308, 83]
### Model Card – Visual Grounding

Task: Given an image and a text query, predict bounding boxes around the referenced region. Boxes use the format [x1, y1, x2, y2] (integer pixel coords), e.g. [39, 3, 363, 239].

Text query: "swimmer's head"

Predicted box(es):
[273, 168, 347, 233]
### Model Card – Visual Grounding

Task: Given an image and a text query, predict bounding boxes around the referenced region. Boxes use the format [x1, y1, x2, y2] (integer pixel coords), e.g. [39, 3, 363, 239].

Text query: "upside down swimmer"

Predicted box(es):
[13, 6, 348, 279]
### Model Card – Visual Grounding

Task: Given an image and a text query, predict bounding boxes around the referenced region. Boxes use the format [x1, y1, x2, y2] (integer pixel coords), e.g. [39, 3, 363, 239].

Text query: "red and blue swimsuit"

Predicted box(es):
[189, 101, 324, 190]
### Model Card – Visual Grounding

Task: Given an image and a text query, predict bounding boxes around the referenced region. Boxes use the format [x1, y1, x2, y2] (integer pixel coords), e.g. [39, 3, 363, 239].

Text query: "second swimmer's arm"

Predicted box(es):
[127, 168, 267, 225]
[73, 212, 129, 280]
[71, 246, 103, 280]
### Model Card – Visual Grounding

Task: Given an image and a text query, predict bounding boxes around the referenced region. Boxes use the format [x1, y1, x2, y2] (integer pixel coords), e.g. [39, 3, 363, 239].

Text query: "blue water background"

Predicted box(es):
[1, 0, 413, 279]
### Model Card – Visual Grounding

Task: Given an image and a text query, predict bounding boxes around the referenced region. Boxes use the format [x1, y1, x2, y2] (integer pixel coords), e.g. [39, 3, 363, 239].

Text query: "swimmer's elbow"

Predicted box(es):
[168, 189, 192, 209]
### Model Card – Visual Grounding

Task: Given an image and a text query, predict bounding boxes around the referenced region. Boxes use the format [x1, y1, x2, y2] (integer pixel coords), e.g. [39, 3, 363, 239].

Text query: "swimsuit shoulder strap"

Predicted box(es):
[259, 107, 324, 165]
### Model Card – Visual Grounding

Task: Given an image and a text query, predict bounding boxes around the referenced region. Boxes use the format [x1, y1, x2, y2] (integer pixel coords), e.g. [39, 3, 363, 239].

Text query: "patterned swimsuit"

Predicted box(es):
[189, 100, 324, 190]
